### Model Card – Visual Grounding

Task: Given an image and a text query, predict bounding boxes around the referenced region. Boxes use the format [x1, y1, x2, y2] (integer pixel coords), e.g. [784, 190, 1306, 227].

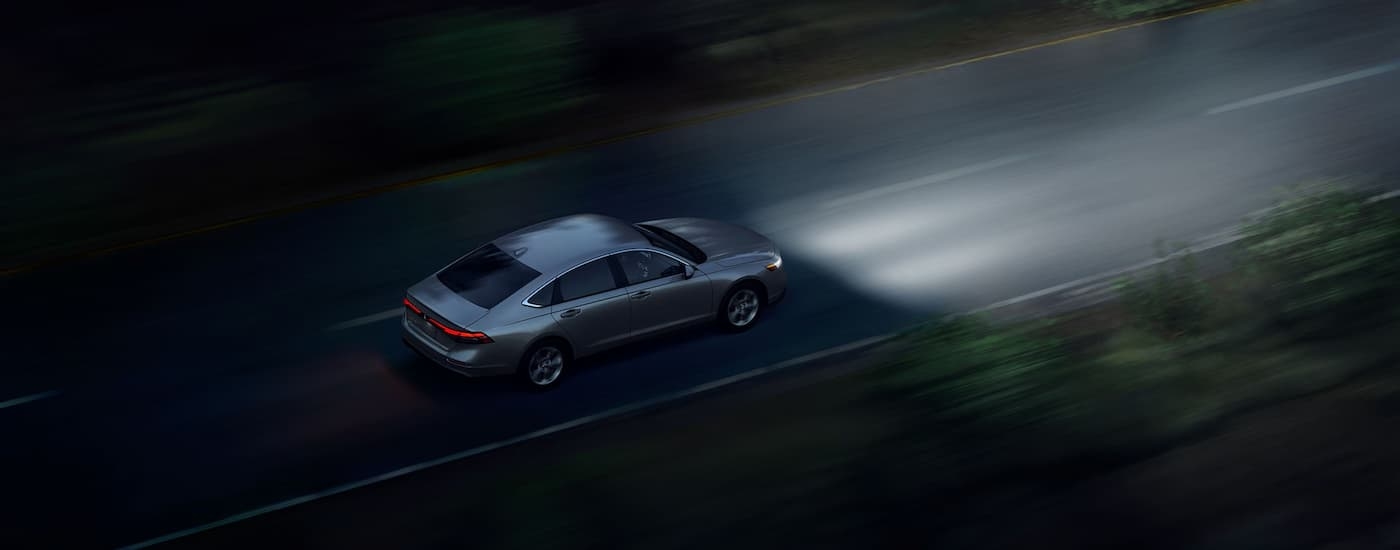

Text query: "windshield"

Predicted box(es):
[436, 243, 541, 308]
[635, 224, 707, 264]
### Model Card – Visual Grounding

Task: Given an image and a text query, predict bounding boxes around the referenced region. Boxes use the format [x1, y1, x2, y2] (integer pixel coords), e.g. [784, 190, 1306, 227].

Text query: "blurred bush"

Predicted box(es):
[1240, 185, 1400, 330]
[957, 0, 1056, 16]
[1116, 242, 1214, 339]
[870, 182, 1400, 484]
[877, 315, 1213, 477]
[1065, 0, 1193, 19]
[878, 317, 1072, 431]
[359, 11, 591, 152]
[873, 317, 1095, 480]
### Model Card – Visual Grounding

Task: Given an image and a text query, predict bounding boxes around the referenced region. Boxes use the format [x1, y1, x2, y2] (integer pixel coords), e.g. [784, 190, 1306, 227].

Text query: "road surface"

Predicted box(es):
[3, 0, 1400, 546]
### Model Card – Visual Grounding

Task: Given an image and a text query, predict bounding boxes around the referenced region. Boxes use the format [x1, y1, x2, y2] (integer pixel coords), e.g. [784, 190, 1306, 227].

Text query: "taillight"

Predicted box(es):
[405, 297, 492, 343]
[426, 318, 494, 344]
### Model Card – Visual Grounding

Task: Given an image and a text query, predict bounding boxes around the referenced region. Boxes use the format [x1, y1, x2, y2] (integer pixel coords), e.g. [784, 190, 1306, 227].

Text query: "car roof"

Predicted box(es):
[492, 214, 650, 274]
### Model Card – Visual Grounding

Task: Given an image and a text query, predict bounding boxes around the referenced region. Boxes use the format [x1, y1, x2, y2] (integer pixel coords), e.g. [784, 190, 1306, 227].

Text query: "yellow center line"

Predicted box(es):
[2, 0, 1253, 278]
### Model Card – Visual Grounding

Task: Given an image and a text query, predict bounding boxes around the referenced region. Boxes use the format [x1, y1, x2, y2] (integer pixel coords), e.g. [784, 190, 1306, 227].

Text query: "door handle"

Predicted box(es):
[559, 308, 582, 318]
[630, 291, 651, 300]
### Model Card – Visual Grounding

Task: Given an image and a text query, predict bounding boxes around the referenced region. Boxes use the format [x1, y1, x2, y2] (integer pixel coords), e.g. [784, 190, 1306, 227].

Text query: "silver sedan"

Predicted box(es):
[401, 214, 787, 388]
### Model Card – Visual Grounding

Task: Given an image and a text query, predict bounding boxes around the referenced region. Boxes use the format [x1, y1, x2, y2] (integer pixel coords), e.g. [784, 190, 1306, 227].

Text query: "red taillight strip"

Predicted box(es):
[405, 297, 491, 343]
[426, 318, 493, 342]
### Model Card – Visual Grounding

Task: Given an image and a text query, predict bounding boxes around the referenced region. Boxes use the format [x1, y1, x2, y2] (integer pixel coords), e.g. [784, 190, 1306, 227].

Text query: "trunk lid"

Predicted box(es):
[407, 276, 490, 329]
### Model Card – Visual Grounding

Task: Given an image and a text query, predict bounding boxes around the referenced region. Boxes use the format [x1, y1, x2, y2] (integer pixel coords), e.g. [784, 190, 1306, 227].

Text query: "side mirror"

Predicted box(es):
[683, 264, 696, 279]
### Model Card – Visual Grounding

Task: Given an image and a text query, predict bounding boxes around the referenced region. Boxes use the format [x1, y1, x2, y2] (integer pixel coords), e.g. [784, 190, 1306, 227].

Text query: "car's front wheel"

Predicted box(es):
[718, 283, 763, 331]
[519, 340, 568, 389]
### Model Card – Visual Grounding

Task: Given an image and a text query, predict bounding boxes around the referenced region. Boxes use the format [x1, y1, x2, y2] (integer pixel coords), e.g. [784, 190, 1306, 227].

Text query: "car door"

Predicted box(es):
[550, 256, 631, 355]
[615, 249, 713, 340]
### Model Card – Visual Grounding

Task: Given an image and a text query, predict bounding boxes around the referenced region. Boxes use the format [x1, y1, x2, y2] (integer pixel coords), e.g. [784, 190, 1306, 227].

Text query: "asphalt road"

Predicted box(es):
[4, 0, 1400, 547]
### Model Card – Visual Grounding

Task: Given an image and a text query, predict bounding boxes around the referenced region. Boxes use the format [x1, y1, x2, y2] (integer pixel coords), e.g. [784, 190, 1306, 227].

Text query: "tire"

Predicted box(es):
[518, 339, 569, 389]
[718, 283, 764, 332]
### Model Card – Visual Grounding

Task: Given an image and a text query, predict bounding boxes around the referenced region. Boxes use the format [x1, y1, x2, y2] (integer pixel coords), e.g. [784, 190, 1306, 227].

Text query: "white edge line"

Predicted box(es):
[325, 308, 402, 332]
[1206, 62, 1400, 115]
[974, 186, 1400, 313]
[0, 390, 60, 410]
[1366, 189, 1400, 203]
[131, 188, 1400, 548]
[971, 228, 1245, 314]
[118, 334, 895, 550]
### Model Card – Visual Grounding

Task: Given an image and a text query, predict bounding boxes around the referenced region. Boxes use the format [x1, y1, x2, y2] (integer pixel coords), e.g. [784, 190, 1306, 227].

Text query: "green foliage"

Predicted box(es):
[366, 11, 590, 148]
[1095, 326, 1178, 369]
[868, 316, 1198, 490]
[1240, 185, 1400, 325]
[1065, 0, 1193, 19]
[1087, 327, 1232, 431]
[93, 82, 315, 154]
[877, 316, 1077, 439]
[1116, 242, 1213, 339]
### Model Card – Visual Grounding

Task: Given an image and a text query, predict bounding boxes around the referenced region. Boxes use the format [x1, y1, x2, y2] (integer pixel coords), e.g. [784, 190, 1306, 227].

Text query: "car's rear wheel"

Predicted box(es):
[519, 340, 568, 389]
[718, 283, 763, 331]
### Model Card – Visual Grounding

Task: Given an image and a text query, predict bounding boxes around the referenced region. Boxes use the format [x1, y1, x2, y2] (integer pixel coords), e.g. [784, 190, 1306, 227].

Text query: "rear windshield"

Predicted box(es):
[437, 243, 541, 308]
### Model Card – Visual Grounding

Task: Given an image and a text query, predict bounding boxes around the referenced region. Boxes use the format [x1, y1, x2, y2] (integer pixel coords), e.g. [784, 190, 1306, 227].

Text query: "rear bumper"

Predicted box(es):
[402, 326, 515, 378]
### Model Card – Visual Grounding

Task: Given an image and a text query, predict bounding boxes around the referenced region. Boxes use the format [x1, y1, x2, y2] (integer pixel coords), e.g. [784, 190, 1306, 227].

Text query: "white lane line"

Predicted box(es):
[0, 390, 60, 410]
[325, 308, 401, 332]
[1206, 62, 1400, 115]
[824, 154, 1037, 208]
[118, 334, 895, 550]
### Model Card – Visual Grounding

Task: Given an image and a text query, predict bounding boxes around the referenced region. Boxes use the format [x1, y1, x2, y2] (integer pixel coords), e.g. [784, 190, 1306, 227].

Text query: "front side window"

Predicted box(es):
[437, 243, 541, 308]
[617, 250, 685, 285]
[557, 258, 619, 302]
[634, 224, 707, 264]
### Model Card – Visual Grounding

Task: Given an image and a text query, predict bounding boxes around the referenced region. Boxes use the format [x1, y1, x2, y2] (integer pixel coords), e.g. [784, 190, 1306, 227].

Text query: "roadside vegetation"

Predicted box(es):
[6, 0, 1230, 265]
[1075, 0, 1199, 18]
[441, 186, 1400, 548]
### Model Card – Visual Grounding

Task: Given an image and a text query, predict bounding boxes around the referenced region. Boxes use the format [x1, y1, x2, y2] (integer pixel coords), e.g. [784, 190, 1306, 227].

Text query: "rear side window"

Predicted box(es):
[557, 258, 619, 302]
[526, 281, 556, 307]
[437, 243, 541, 308]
